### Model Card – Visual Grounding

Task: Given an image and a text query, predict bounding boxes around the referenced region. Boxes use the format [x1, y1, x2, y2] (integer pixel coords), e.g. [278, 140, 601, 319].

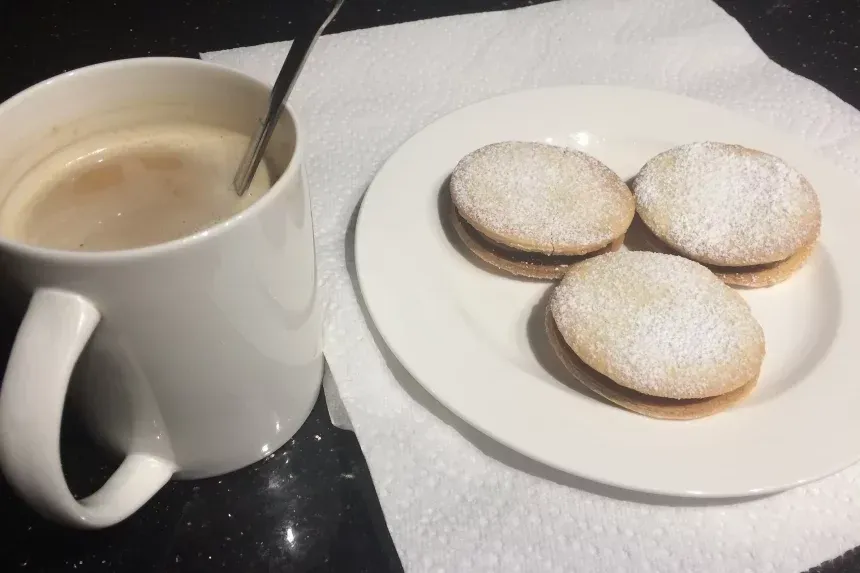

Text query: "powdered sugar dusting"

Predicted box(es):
[450, 142, 634, 253]
[633, 142, 820, 266]
[550, 251, 765, 399]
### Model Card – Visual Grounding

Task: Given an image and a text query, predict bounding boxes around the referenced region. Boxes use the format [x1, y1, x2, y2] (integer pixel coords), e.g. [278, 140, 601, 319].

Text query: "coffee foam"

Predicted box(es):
[0, 123, 272, 251]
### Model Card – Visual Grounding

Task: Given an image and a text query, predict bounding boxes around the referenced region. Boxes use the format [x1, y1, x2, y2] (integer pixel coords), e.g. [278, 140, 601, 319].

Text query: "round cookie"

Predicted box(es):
[632, 142, 821, 268]
[548, 251, 765, 419]
[449, 141, 634, 278]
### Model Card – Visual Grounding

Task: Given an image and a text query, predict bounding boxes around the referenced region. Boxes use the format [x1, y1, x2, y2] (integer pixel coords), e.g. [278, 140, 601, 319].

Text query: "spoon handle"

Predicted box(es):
[233, 0, 345, 195]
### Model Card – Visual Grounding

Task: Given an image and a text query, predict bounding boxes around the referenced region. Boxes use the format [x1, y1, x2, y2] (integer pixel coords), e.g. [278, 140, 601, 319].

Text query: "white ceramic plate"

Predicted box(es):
[354, 86, 860, 498]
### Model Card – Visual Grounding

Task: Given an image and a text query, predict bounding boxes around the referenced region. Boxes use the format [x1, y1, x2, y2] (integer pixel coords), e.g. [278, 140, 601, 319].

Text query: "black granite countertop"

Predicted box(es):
[1, 1, 859, 572]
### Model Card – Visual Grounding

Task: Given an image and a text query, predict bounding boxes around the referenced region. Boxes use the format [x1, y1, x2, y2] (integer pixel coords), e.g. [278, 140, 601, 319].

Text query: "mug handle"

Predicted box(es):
[0, 288, 175, 528]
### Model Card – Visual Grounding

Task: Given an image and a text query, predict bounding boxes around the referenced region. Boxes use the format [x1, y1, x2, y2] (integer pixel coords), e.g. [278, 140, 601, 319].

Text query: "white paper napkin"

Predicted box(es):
[204, 1, 860, 570]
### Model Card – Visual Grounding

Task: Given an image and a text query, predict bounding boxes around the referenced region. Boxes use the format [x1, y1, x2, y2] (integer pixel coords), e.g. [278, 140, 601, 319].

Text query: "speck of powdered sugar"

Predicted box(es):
[449, 141, 634, 253]
[550, 251, 765, 399]
[633, 142, 820, 266]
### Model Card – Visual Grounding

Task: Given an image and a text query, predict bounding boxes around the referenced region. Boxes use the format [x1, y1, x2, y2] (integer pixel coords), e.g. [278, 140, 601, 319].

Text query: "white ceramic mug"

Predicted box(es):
[0, 58, 323, 528]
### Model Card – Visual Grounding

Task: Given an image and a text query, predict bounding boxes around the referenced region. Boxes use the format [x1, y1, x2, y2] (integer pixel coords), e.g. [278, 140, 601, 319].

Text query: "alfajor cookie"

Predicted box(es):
[632, 142, 821, 288]
[547, 251, 765, 420]
[449, 141, 634, 279]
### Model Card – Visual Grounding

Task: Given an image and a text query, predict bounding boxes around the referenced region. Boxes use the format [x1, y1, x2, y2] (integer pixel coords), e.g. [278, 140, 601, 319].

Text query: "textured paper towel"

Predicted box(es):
[204, 1, 860, 571]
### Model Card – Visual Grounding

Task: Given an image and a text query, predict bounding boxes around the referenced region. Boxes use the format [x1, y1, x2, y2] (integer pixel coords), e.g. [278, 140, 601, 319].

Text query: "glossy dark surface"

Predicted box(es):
[3, 375, 400, 573]
[1, 1, 859, 572]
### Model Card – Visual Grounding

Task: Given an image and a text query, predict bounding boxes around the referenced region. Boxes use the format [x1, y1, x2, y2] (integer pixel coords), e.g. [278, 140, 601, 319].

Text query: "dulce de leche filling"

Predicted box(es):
[454, 209, 621, 269]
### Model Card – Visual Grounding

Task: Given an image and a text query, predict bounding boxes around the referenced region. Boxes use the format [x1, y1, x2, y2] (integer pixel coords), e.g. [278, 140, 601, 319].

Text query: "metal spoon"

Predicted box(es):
[233, 0, 345, 195]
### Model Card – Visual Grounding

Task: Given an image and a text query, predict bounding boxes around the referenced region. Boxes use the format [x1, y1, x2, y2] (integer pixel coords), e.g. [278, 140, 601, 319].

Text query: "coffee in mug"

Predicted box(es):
[0, 121, 271, 251]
